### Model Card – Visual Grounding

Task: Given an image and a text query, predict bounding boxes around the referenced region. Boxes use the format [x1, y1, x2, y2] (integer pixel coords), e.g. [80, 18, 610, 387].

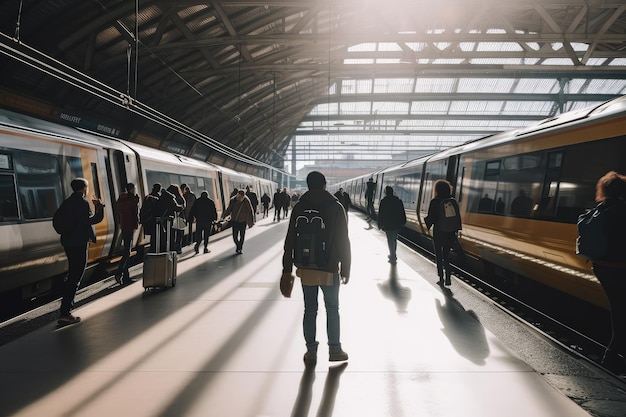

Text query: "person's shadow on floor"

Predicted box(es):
[290, 362, 349, 417]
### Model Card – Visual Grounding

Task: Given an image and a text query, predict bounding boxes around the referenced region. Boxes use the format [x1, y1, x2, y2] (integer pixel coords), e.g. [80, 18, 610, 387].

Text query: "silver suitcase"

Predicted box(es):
[143, 217, 177, 289]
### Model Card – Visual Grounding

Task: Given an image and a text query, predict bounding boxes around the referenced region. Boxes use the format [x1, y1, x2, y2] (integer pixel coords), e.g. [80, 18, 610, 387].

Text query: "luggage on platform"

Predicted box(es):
[143, 216, 177, 290]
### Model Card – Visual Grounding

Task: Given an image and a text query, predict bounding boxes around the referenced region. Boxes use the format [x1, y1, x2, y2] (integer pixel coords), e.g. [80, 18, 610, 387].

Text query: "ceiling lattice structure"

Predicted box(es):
[1, 0, 625, 173]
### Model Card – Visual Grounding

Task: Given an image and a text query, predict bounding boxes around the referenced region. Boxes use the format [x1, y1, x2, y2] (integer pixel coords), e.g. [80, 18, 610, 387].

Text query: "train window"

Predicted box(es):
[0, 152, 13, 170]
[90, 163, 102, 199]
[0, 174, 19, 221]
[13, 150, 63, 219]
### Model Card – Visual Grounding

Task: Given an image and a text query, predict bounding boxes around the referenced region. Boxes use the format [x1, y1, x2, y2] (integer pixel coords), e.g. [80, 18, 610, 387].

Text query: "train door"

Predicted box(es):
[109, 149, 142, 250]
[81, 148, 112, 261]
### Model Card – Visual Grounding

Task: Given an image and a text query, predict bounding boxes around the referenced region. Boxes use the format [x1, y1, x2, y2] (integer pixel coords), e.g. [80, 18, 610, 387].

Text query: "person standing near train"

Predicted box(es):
[190, 190, 218, 254]
[261, 192, 271, 218]
[424, 179, 462, 286]
[588, 171, 626, 375]
[181, 184, 196, 247]
[115, 183, 139, 285]
[55, 177, 105, 326]
[365, 177, 376, 222]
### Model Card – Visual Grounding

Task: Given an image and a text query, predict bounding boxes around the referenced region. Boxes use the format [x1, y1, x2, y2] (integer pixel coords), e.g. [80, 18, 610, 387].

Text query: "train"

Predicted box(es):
[0, 108, 277, 314]
[331, 95, 626, 309]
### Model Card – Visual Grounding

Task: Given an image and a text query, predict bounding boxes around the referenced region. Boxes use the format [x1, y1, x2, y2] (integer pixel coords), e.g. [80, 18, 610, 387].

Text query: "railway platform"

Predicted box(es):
[0, 211, 625, 417]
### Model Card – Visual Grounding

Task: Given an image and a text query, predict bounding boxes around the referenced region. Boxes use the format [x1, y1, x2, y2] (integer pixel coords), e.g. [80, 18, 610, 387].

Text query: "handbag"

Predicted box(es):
[280, 273, 295, 298]
[172, 212, 187, 230]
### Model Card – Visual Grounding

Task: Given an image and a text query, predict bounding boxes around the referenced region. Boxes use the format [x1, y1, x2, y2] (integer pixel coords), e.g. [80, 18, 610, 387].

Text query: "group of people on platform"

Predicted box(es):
[54, 169, 626, 376]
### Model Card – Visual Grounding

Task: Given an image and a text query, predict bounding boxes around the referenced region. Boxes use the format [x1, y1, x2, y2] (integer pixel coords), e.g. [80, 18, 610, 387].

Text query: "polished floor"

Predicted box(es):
[0, 212, 594, 417]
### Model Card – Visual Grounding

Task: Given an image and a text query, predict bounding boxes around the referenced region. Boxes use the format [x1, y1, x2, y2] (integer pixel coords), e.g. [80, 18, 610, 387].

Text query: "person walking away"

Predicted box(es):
[55, 177, 105, 326]
[282, 171, 351, 364]
[115, 183, 139, 285]
[155, 185, 184, 253]
[588, 171, 626, 374]
[282, 188, 291, 218]
[181, 184, 196, 246]
[424, 179, 462, 286]
[261, 192, 271, 218]
[222, 190, 255, 254]
[246, 186, 259, 220]
[377, 186, 406, 264]
[273, 188, 283, 221]
[365, 177, 376, 222]
[333, 187, 352, 220]
[140, 183, 161, 253]
[190, 190, 218, 254]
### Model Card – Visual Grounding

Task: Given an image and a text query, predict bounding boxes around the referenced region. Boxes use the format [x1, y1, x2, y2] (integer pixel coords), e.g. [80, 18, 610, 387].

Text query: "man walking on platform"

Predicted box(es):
[377, 186, 406, 264]
[281, 171, 351, 364]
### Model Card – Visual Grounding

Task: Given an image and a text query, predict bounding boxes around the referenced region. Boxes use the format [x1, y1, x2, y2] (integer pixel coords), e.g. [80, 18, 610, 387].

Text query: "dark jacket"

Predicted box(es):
[261, 193, 271, 207]
[60, 192, 105, 247]
[273, 191, 283, 208]
[334, 191, 351, 213]
[600, 198, 626, 262]
[425, 197, 460, 238]
[378, 194, 406, 231]
[223, 195, 255, 227]
[155, 189, 183, 224]
[116, 192, 139, 233]
[190, 195, 218, 224]
[246, 190, 258, 208]
[283, 189, 351, 278]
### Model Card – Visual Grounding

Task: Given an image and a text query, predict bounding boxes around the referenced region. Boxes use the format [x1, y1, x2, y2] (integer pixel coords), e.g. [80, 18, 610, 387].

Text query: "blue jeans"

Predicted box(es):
[385, 229, 399, 260]
[302, 273, 341, 351]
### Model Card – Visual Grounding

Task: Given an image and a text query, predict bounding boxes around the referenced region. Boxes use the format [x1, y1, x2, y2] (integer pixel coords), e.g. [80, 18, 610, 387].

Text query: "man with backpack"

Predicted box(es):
[281, 171, 351, 364]
[425, 179, 462, 286]
[377, 186, 406, 264]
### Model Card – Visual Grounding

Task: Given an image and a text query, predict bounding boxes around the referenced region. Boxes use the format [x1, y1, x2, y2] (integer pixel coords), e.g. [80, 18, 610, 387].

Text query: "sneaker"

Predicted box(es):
[114, 272, 122, 285]
[303, 350, 317, 364]
[58, 314, 81, 325]
[444, 278, 451, 286]
[194, 243, 199, 254]
[329, 348, 348, 362]
[204, 248, 210, 254]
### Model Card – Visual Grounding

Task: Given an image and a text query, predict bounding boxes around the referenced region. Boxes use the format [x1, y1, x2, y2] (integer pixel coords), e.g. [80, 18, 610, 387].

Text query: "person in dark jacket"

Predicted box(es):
[115, 183, 139, 285]
[590, 171, 626, 375]
[261, 192, 271, 218]
[155, 185, 184, 253]
[377, 186, 406, 264]
[57, 177, 105, 326]
[190, 191, 218, 254]
[425, 180, 461, 286]
[365, 176, 376, 222]
[273, 189, 283, 221]
[281, 188, 291, 218]
[282, 171, 351, 364]
[168, 184, 186, 254]
[140, 183, 161, 253]
[181, 184, 197, 246]
[334, 187, 352, 219]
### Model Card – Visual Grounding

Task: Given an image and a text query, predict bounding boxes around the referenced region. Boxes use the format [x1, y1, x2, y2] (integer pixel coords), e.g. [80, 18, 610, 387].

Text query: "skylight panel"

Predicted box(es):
[458, 78, 515, 93]
[378, 42, 402, 51]
[432, 59, 465, 64]
[503, 101, 553, 114]
[585, 79, 626, 94]
[372, 102, 410, 114]
[376, 59, 402, 64]
[339, 102, 371, 115]
[608, 58, 626, 66]
[344, 59, 375, 64]
[414, 78, 455, 93]
[541, 58, 575, 65]
[373, 78, 413, 93]
[514, 79, 559, 94]
[348, 43, 376, 52]
[449, 101, 504, 114]
[476, 42, 523, 51]
[411, 101, 450, 114]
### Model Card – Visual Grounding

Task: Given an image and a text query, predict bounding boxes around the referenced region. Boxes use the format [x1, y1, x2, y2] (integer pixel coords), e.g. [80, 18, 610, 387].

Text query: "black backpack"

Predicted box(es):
[438, 198, 462, 232]
[576, 203, 608, 261]
[293, 200, 334, 270]
[52, 199, 72, 235]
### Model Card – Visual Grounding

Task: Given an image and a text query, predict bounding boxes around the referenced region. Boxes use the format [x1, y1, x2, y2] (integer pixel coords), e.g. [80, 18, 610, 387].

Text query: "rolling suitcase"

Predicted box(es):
[143, 217, 177, 289]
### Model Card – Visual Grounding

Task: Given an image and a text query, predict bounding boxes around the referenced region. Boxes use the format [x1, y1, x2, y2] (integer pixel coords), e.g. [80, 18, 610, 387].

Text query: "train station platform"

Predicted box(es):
[0, 211, 624, 417]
